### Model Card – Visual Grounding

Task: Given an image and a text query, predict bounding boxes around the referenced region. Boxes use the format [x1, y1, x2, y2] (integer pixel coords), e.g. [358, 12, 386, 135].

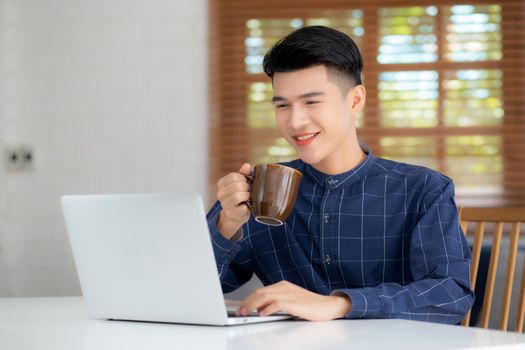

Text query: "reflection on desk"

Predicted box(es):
[1, 297, 525, 350]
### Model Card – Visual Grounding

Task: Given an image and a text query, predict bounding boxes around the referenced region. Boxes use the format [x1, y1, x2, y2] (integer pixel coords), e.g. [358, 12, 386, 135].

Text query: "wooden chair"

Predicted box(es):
[459, 207, 525, 331]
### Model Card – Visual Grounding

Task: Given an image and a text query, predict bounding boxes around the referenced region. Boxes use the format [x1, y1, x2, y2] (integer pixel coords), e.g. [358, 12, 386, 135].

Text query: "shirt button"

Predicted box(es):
[324, 255, 332, 265]
[323, 213, 330, 223]
[326, 178, 338, 187]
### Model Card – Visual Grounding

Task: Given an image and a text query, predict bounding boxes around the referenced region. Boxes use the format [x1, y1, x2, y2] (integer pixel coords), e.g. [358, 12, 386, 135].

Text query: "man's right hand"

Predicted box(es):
[216, 163, 252, 240]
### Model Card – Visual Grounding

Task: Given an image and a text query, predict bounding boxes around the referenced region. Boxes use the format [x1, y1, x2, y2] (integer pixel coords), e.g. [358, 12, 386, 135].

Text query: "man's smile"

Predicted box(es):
[292, 132, 320, 146]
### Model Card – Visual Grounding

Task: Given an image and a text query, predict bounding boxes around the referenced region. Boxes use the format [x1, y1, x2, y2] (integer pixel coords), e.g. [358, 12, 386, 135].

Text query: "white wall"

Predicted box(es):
[0, 0, 208, 297]
[0, 0, 7, 297]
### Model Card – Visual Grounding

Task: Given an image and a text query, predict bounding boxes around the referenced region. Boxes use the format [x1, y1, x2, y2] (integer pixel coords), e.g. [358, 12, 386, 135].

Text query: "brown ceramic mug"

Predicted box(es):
[247, 164, 303, 226]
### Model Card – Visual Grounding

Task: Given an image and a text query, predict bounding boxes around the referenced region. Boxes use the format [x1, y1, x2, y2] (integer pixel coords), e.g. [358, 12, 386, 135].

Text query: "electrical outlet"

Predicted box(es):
[4, 145, 34, 173]
[20, 145, 34, 171]
[5, 147, 23, 172]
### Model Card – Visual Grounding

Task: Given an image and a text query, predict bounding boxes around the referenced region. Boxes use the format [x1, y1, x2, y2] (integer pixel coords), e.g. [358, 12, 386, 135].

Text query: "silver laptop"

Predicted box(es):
[61, 193, 292, 326]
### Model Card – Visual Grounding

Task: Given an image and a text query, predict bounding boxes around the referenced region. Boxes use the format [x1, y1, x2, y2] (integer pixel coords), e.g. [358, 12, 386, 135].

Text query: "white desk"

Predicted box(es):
[1, 297, 525, 350]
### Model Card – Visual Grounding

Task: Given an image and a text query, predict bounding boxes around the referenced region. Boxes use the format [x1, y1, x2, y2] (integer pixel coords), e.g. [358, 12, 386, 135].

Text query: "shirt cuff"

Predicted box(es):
[229, 228, 244, 243]
[207, 208, 243, 264]
[331, 288, 382, 319]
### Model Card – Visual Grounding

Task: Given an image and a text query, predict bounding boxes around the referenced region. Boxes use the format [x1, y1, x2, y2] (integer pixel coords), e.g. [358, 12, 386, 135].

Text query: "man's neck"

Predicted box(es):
[311, 138, 366, 175]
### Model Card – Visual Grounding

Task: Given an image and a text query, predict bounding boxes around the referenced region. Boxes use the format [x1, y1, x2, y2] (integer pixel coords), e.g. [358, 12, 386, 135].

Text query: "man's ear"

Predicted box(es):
[346, 85, 366, 113]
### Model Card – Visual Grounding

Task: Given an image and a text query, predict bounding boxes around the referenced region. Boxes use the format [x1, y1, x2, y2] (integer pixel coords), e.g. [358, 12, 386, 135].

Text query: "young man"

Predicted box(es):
[206, 26, 474, 323]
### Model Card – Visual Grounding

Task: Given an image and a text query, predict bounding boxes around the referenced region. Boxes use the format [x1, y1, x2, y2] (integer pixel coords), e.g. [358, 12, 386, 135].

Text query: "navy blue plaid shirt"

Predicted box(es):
[206, 149, 474, 324]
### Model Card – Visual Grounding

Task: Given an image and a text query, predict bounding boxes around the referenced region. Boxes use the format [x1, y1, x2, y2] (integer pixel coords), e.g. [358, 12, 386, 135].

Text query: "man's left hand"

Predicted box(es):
[237, 280, 352, 321]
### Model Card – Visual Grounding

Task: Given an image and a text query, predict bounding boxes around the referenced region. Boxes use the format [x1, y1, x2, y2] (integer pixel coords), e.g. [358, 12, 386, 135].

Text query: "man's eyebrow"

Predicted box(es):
[272, 96, 287, 102]
[272, 91, 324, 102]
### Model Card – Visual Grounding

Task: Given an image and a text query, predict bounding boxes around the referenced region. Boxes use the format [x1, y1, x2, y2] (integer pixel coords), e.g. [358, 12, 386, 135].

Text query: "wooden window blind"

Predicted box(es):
[208, 0, 525, 207]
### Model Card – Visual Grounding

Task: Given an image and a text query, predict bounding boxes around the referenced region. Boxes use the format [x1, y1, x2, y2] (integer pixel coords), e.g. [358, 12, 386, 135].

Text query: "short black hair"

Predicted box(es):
[262, 26, 363, 88]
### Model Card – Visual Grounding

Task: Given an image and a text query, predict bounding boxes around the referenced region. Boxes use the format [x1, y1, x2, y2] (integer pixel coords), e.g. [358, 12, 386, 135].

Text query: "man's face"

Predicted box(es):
[272, 65, 361, 172]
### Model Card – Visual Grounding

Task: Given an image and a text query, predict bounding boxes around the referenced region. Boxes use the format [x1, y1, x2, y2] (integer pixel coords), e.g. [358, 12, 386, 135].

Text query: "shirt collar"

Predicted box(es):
[303, 140, 375, 189]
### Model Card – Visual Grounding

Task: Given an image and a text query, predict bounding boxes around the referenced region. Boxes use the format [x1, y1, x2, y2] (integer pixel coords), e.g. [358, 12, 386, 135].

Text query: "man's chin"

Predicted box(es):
[297, 152, 321, 166]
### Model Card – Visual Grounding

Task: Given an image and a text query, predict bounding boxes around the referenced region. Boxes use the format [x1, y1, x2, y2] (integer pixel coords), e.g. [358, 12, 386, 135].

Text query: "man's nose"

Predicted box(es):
[288, 105, 310, 130]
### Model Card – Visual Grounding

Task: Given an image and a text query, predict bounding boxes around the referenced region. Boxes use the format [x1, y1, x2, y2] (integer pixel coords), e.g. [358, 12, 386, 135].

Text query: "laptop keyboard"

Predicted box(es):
[227, 311, 262, 318]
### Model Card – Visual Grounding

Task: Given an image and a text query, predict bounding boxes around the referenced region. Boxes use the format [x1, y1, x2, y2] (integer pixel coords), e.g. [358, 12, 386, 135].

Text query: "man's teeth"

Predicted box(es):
[296, 133, 317, 141]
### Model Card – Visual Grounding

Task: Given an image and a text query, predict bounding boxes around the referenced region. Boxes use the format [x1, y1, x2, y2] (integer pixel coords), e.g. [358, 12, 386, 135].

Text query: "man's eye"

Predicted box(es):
[306, 101, 320, 105]
[276, 104, 289, 109]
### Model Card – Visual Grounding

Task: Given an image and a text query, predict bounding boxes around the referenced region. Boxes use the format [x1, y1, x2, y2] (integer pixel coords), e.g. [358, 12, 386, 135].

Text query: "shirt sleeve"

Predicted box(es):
[332, 174, 475, 324]
[206, 201, 254, 293]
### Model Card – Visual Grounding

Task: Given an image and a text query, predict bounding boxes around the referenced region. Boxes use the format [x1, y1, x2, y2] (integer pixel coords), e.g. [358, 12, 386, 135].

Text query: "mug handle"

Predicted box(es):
[243, 170, 254, 209]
